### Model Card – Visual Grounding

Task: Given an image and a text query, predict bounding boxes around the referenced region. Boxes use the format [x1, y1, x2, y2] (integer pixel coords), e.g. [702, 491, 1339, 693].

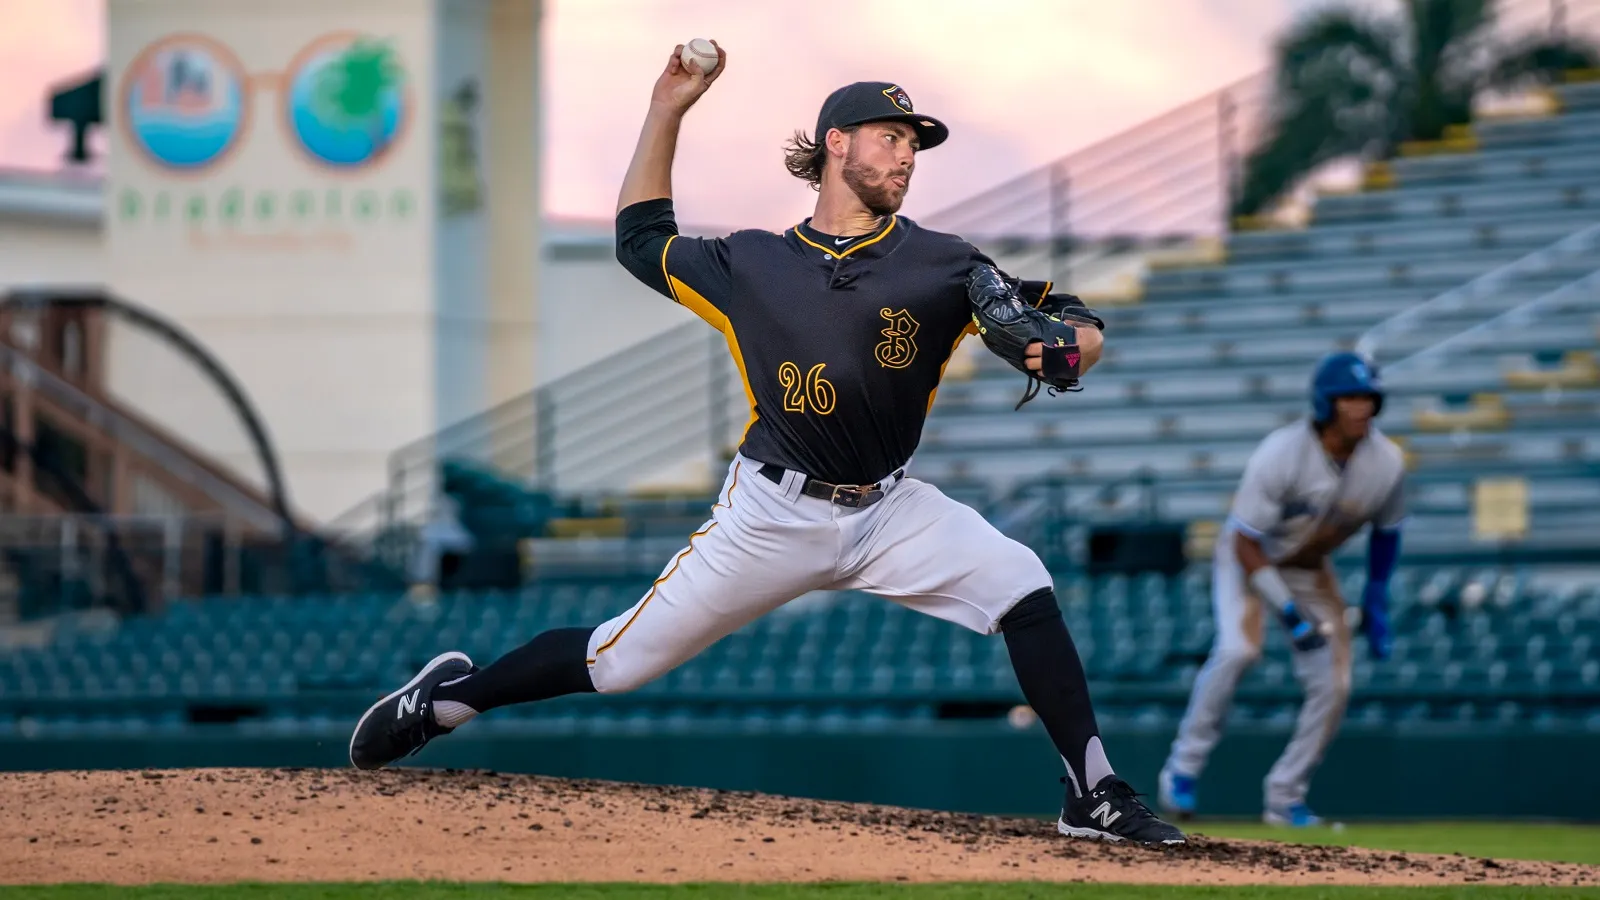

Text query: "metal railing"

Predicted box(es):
[0, 511, 400, 618]
[1389, 265, 1600, 374]
[0, 342, 283, 533]
[921, 72, 1269, 250]
[1354, 222, 1600, 361]
[329, 319, 743, 534]
[0, 513, 224, 610]
[918, 0, 1600, 271]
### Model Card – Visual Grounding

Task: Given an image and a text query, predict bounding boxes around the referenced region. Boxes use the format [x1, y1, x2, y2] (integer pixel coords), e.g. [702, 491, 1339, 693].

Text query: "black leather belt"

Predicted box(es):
[758, 463, 903, 508]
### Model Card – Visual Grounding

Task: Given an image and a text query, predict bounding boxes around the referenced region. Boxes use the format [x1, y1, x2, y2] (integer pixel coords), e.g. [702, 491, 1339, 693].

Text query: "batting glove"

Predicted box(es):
[1361, 583, 1393, 661]
[1279, 601, 1328, 653]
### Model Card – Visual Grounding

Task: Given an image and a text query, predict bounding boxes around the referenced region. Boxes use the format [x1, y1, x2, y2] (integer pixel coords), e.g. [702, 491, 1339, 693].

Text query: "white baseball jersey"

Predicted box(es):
[1224, 418, 1408, 564]
[1166, 417, 1407, 810]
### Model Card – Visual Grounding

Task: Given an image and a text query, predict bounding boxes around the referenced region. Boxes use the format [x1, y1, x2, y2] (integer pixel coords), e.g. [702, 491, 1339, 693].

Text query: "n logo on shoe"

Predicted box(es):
[397, 689, 420, 718]
[1090, 801, 1122, 829]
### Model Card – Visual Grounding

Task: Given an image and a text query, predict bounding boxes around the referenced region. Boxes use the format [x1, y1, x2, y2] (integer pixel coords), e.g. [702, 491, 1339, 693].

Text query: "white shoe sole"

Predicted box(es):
[348, 650, 472, 769]
[1059, 820, 1126, 842]
[1057, 819, 1186, 845]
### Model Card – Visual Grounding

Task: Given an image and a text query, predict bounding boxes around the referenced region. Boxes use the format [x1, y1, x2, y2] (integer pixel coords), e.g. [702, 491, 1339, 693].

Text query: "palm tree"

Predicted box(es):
[314, 39, 401, 149]
[1232, 0, 1597, 219]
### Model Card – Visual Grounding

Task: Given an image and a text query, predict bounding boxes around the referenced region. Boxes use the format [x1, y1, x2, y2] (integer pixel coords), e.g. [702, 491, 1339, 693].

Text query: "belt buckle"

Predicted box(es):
[829, 483, 881, 508]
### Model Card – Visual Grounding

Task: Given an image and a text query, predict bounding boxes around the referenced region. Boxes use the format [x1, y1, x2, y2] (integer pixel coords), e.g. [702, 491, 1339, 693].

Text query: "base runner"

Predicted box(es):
[1159, 352, 1404, 826]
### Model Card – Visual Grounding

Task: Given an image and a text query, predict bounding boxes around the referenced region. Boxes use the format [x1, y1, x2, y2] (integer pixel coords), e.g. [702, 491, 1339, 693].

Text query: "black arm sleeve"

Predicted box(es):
[615, 198, 733, 326]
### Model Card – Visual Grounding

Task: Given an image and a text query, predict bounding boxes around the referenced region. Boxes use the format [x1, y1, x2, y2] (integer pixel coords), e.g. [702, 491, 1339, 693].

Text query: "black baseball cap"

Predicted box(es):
[814, 82, 949, 151]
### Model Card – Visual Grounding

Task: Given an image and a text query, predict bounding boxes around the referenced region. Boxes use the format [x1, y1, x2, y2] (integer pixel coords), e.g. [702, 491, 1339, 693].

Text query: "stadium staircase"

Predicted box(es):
[0, 301, 329, 618]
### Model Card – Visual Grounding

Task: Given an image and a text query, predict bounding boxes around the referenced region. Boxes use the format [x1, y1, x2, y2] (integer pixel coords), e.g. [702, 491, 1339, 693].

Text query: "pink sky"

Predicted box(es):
[0, 0, 1353, 229]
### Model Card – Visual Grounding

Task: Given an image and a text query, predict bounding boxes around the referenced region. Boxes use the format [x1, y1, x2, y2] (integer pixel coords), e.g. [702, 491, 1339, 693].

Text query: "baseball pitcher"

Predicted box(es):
[1159, 352, 1405, 826]
[349, 41, 1185, 845]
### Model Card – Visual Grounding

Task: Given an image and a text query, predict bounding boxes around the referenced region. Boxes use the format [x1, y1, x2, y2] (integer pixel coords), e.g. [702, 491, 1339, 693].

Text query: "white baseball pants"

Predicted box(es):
[584, 454, 1053, 694]
[1165, 536, 1353, 811]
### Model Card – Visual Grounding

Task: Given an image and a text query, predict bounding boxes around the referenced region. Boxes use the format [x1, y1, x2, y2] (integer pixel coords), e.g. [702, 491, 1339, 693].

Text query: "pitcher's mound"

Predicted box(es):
[1, 768, 1593, 886]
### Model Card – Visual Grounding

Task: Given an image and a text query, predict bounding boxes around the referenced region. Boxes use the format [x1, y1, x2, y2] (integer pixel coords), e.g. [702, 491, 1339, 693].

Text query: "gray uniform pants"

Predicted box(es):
[1165, 546, 1352, 810]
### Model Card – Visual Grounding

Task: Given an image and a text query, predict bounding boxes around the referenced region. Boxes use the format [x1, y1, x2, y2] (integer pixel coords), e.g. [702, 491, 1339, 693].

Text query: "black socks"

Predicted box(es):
[429, 592, 1114, 803]
[1000, 587, 1115, 797]
[432, 626, 597, 715]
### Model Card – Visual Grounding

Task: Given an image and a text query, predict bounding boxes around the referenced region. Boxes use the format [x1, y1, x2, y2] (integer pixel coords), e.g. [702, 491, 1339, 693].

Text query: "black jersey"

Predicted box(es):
[615, 198, 1055, 486]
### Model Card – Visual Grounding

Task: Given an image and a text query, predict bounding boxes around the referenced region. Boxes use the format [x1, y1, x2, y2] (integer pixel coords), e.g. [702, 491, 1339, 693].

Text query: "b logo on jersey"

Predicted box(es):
[883, 85, 914, 114]
[874, 308, 920, 369]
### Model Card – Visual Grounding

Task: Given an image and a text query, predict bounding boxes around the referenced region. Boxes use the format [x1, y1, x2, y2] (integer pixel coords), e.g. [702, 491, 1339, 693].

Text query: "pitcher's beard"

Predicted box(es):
[842, 156, 907, 217]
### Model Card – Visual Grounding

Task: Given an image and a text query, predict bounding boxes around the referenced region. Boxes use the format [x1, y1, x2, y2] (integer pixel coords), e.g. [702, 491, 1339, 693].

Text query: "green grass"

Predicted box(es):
[1185, 821, 1600, 867]
[2, 888, 1600, 900]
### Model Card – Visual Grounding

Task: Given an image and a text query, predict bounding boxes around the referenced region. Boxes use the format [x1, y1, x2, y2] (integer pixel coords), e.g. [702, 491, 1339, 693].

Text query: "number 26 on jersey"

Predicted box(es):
[779, 361, 836, 415]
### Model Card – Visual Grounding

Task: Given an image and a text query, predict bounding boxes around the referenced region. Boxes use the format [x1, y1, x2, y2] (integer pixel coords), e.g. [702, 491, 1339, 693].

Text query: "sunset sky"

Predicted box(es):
[1, 0, 1385, 229]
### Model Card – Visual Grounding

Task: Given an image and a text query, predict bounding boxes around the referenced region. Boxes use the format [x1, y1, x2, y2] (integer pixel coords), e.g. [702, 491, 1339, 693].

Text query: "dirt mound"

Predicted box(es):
[1, 767, 1594, 886]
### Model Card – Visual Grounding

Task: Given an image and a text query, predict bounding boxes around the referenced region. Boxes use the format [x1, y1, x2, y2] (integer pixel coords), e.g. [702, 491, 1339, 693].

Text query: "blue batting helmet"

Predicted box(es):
[1311, 351, 1384, 422]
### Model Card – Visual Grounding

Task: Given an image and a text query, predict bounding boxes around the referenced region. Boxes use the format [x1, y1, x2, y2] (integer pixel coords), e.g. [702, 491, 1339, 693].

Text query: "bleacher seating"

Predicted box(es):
[2, 564, 1598, 738]
[913, 78, 1600, 559]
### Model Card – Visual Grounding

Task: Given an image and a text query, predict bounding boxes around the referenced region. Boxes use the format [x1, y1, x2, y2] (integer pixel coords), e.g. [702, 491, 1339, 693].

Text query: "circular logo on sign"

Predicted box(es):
[121, 35, 249, 171]
[285, 34, 408, 169]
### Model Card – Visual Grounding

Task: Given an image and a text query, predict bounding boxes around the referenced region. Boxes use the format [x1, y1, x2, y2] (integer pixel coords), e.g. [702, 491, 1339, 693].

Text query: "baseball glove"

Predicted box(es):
[966, 265, 1104, 409]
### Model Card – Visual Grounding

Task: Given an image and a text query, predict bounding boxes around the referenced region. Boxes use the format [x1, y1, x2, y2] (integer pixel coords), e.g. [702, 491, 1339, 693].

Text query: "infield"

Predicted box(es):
[6, 885, 1600, 899]
[2, 769, 1597, 892]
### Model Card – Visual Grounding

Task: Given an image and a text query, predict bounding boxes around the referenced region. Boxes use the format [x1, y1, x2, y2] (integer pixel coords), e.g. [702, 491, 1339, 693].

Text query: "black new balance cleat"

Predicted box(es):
[349, 651, 474, 770]
[1058, 774, 1187, 845]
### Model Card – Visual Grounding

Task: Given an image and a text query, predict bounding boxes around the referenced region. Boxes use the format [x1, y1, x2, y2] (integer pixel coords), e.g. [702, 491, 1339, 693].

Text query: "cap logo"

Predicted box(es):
[883, 85, 913, 114]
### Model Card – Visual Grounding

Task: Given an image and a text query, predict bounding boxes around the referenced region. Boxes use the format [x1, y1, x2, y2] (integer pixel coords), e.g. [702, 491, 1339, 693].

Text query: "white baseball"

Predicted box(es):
[1007, 705, 1037, 729]
[681, 38, 718, 76]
